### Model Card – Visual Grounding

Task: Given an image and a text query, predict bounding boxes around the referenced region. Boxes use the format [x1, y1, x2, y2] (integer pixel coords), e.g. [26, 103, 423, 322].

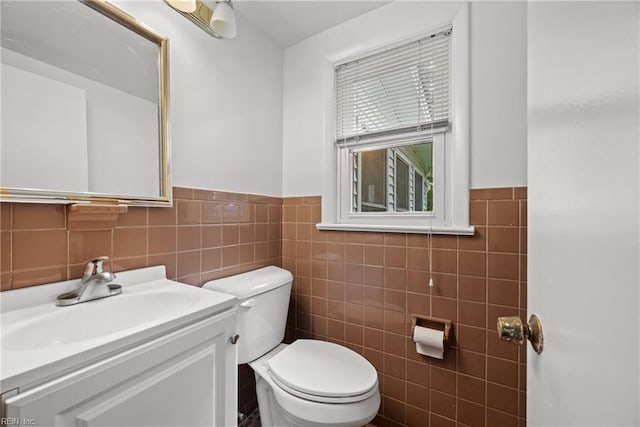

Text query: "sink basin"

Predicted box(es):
[1, 265, 236, 392]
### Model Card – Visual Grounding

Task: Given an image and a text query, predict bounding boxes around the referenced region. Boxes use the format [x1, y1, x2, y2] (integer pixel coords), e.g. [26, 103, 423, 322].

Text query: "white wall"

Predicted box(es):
[114, 1, 284, 197]
[281, 1, 527, 196]
[1, 64, 89, 193]
[470, 2, 527, 188]
[88, 84, 159, 197]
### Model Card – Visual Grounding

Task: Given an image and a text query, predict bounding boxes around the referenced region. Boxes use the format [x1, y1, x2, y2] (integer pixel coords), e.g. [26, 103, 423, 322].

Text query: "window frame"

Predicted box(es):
[318, 4, 472, 235]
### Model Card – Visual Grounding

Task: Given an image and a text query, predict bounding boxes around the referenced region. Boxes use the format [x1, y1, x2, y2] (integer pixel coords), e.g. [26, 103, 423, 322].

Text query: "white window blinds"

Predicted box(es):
[335, 27, 452, 143]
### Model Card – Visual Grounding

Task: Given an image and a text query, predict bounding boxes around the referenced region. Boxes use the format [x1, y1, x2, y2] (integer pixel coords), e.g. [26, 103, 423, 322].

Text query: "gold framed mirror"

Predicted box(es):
[0, 0, 171, 206]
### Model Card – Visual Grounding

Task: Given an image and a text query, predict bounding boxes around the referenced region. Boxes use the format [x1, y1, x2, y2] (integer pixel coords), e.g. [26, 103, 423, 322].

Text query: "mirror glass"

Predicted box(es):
[1, 1, 170, 204]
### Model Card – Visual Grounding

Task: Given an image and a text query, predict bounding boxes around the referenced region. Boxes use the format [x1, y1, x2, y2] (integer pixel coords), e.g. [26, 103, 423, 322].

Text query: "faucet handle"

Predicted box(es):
[84, 256, 109, 277]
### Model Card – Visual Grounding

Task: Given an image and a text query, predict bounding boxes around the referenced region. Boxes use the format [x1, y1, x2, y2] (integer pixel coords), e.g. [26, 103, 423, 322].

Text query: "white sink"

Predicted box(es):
[1, 266, 236, 392]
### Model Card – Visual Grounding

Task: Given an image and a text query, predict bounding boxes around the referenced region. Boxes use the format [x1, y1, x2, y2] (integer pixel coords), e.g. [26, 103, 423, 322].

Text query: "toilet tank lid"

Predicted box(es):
[202, 266, 293, 299]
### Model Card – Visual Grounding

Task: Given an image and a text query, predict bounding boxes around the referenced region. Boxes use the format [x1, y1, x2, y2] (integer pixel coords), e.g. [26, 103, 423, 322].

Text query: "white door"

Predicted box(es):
[527, 2, 639, 426]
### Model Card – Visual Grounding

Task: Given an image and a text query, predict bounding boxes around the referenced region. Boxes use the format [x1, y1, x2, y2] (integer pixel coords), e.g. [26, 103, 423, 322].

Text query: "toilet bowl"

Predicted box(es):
[251, 343, 380, 427]
[204, 266, 380, 427]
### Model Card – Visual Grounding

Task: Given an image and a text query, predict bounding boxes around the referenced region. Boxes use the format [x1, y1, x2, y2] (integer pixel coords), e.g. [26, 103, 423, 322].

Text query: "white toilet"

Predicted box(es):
[204, 266, 380, 427]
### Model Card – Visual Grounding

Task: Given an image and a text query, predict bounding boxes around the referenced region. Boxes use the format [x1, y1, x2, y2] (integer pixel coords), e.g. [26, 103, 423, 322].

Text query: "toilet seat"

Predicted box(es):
[267, 340, 378, 404]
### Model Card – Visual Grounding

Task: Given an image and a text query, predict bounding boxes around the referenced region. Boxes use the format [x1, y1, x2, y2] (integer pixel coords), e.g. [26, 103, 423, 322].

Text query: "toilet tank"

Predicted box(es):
[203, 266, 293, 364]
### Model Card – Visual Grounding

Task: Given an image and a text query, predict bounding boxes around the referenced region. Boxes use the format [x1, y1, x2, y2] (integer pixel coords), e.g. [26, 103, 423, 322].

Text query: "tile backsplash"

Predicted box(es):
[1, 186, 526, 427]
[0, 187, 282, 289]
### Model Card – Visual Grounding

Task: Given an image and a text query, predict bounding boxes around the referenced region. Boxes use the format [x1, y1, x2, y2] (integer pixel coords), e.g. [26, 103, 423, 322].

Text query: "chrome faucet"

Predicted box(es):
[56, 256, 122, 306]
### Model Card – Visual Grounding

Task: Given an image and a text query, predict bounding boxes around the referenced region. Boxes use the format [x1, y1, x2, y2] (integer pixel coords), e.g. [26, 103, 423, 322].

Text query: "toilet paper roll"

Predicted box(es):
[413, 325, 444, 359]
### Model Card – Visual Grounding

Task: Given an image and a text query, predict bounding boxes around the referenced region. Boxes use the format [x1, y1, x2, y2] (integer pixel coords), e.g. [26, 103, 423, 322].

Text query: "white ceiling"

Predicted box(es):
[231, 1, 391, 48]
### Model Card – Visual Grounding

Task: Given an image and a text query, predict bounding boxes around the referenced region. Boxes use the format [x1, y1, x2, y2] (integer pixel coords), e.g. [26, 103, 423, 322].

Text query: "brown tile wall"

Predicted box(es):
[0, 186, 526, 426]
[0, 186, 282, 417]
[282, 187, 527, 427]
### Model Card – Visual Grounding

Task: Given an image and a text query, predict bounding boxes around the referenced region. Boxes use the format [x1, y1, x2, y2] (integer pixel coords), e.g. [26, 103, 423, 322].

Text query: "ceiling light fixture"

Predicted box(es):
[166, 0, 196, 13]
[165, 0, 237, 39]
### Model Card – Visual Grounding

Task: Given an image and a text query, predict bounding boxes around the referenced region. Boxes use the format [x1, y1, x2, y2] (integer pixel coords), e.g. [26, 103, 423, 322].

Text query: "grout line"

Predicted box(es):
[66, 228, 71, 280]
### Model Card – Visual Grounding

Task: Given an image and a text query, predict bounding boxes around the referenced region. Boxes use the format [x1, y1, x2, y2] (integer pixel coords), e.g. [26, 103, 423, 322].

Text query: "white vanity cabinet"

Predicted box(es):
[3, 310, 237, 427]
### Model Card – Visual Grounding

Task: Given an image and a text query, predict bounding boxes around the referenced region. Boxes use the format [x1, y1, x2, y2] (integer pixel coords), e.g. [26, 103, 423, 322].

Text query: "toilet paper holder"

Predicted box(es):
[410, 314, 452, 343]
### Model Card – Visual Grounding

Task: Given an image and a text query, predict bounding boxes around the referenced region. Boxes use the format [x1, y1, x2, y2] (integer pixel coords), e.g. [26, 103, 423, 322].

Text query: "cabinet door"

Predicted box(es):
[3, 310, 238, 427]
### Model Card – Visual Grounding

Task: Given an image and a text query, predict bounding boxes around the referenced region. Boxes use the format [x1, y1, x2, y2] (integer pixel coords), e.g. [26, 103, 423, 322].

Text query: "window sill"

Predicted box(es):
[316, 223, 475, 236]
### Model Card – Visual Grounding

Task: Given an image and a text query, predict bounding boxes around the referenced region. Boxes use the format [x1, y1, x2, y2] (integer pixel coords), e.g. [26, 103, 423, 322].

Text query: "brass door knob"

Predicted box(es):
[497, 314, 544, 354]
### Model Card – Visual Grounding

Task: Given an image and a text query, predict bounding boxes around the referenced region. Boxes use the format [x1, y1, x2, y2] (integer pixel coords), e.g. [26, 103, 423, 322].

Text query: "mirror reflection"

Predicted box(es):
[1, 1, 169, 203]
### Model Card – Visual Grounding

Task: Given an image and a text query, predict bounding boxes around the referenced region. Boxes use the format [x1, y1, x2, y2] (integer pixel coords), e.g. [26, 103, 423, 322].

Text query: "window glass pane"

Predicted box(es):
[352, 141, 432, 213]
[360, 150, 386, 212]
[397, 143, 432, 212]
[414, 172, 423, 211]
[396, 157, 409, 211]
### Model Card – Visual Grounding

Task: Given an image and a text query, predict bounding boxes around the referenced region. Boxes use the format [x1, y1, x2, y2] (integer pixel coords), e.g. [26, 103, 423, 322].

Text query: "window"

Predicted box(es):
[319, 6, 471, 234]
